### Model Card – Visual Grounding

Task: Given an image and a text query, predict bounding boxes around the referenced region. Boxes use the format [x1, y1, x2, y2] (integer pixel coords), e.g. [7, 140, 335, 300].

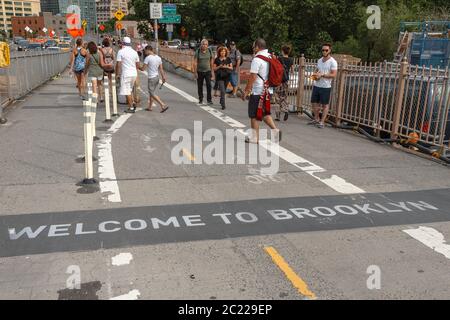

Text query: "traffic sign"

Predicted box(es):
[114, 9, 125, 21]
[159, 15, 181, 24]
[99, 24, 105, 32]
[116, 22, 123, 30]
[163, 3, 177, 15]
[82, 19, 87, 29]
[150, 3, 163, 19]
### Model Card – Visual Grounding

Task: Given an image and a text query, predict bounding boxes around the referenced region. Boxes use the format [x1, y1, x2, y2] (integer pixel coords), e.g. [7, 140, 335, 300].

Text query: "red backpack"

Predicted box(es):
[255, 54, 284, 87]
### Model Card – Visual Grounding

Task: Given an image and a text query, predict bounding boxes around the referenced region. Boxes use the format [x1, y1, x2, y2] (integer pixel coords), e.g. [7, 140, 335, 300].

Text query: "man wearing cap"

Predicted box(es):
[228, 41, 242, 98]
[115, 37, 140, 113]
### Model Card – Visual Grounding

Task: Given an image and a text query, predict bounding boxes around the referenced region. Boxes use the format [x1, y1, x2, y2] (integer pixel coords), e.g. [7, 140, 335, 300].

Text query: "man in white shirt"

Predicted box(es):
[139, 45, 168, 113]
[115, 37, 140, 113]
[242, 38, 280, 144]
[310, 43, 338, 128]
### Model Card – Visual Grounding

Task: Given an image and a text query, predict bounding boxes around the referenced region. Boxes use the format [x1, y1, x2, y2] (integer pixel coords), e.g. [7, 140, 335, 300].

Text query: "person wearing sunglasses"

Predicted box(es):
[309, 43, 338, 129]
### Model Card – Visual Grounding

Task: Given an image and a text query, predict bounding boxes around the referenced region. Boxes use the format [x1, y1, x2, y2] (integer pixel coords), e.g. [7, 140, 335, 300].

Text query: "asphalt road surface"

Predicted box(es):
[1, 67, 450, 300]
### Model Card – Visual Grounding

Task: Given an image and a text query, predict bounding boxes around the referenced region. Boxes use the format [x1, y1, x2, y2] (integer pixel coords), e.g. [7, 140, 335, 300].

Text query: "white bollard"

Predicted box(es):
[82, 100, 96, 184]
[87, 81, 93, 102]
[104, 77, 113, 123]
[91, 92, 99, 141]
[111, 74, 119, 117]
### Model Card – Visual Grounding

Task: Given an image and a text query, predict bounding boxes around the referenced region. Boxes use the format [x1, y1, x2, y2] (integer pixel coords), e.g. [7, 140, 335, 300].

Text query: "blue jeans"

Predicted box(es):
[229, 71, 238, 87]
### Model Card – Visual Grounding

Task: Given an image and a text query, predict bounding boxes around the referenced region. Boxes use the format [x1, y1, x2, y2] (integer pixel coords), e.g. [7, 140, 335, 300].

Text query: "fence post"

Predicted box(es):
[111, 74, 119, 117]
[335, 58, 347, 126]
[296, 54, 306, 116]
[391, 57, 409, 139]
[103, 77, 113, 123]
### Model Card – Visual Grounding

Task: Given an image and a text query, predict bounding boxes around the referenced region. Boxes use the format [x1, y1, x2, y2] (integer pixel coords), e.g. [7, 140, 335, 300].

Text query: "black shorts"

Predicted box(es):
[311, 86, 332, 105]
[248, 94, 271, 119]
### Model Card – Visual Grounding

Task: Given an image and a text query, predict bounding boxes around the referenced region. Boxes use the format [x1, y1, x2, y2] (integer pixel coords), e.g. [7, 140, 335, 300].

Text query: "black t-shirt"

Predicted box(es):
[279, 56, 293, 82]
[214, 57, 232, 80]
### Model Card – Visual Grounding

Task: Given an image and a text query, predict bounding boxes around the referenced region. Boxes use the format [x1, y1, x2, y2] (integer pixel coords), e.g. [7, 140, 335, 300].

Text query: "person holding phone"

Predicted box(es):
[139, 45, 168, 113]
[213, 47, 233, 110]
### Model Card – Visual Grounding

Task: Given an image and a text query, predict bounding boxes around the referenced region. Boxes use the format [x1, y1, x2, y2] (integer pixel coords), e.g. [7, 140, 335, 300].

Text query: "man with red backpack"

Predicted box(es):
[242, 38, 282, 144]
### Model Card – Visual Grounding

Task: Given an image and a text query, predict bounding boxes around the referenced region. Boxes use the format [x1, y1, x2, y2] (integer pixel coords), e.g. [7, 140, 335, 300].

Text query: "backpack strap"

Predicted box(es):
[255, 54, 271, 83]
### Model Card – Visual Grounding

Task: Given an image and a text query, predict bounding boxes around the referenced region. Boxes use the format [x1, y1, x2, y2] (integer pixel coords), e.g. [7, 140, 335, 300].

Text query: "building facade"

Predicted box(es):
[97, 0, 128, 24]
[40, 0, 59, 15]
[11, 11, 65, 37]
[0, 0, 41, 34]
[96, 0, 110, 24]
[58, 0, 97, 32]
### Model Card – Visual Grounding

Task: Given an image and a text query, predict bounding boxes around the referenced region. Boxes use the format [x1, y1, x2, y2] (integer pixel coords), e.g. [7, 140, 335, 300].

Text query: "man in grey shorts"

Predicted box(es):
[139, 46, 169, 112]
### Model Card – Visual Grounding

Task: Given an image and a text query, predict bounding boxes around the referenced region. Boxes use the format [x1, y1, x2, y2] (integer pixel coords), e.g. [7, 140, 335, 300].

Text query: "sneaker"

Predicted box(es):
[228, 94, 237, 98]
[283, 112, 289, 121]
[316, 123, 325, 129]
[125, 108, 135, 114]
[198, 100, 203, 105]
[221, 105, 226, 110]
[308, 120, 319, 125]
[245, 136, 258, 144]
[207, 101, 213, 105]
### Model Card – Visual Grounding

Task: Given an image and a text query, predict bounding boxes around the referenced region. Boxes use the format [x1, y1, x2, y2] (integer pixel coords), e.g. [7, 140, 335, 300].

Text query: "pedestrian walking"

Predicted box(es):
[115, 37, 140, 113]
[100, 37, 115, 91]
[85, 42, 105, 102]
[193, 39, 215, 105]
[139, 46, 169, 113]
[274, 45, 294, 121]
[69, 38, 87, 100]
[228, 41, 242, 98]
[309, 43, 338, 128]
[242, 38, 281, 144]
[213, 47, 232, 110]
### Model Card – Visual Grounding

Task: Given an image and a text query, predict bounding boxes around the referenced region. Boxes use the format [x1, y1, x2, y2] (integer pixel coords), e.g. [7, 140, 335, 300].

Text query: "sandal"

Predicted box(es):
[161, 106, 169, 113]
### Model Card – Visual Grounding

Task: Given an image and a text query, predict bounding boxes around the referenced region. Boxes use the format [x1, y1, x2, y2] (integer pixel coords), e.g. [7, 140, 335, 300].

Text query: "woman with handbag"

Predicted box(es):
[213, 47, 233, 110]
[85, 41, 105, 102]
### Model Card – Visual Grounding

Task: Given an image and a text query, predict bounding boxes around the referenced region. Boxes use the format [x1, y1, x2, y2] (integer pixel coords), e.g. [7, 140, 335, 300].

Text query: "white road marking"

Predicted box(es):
[403, 226, 450, 259]
[110, 289, 141, 300]
[160, 78, 365, 194]
[111, 253, 134, 266]
[97, 114, 132, 203]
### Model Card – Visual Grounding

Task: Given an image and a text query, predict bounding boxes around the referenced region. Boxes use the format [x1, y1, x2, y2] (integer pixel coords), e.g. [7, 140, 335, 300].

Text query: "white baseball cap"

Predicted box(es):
[123, 37, 131, 44]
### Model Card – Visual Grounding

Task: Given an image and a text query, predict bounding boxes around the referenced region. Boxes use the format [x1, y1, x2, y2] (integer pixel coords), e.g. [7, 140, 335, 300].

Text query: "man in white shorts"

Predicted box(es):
[116, 37, 140, 113]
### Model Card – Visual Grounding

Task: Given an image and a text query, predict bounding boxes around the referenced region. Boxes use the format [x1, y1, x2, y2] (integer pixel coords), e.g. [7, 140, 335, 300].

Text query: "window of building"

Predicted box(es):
[14, 1, 22, 5]
[4, 1, 13, 4]
[5, 6, 13, 10]
[23, 2, 30, 6]
[24, 7, 31, 12]
[6, 12, 13, 16]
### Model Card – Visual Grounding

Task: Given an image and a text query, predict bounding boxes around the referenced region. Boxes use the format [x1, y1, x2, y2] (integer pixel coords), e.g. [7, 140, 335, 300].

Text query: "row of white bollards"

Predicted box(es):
[81, 74, 119, 186]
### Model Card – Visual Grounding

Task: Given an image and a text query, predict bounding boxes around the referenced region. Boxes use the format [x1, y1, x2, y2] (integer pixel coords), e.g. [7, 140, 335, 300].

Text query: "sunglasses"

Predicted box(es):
[322, 49, 329, 52]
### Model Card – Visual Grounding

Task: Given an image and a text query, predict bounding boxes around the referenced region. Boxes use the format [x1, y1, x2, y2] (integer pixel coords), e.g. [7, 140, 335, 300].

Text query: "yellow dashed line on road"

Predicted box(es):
[264, 246, 317, 299]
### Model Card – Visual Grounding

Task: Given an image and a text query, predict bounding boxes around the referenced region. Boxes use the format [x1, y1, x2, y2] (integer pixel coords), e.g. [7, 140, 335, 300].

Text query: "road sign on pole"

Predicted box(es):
[150, 3, 163, 19]
[159, 15, 181, 24]
[114, 9, 125, 21]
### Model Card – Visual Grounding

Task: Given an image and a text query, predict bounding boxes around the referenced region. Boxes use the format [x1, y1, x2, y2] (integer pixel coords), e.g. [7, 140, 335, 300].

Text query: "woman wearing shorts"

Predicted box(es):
[85, 42, 105, 102]
[69, 38, 87, 100]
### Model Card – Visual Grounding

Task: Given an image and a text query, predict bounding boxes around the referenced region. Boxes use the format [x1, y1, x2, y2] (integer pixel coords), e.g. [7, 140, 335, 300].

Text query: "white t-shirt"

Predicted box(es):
[116, 46, 139, 78]
[314, 57, 338, 88]
[250, 49, 273, 95]
[144, 54, 162, 78]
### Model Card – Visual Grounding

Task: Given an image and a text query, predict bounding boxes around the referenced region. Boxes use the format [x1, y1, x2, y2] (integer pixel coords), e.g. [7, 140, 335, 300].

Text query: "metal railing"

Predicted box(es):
[0, 51, 71, 107]
[158, 47, 450, 155]
[293, 56, 450, 153]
